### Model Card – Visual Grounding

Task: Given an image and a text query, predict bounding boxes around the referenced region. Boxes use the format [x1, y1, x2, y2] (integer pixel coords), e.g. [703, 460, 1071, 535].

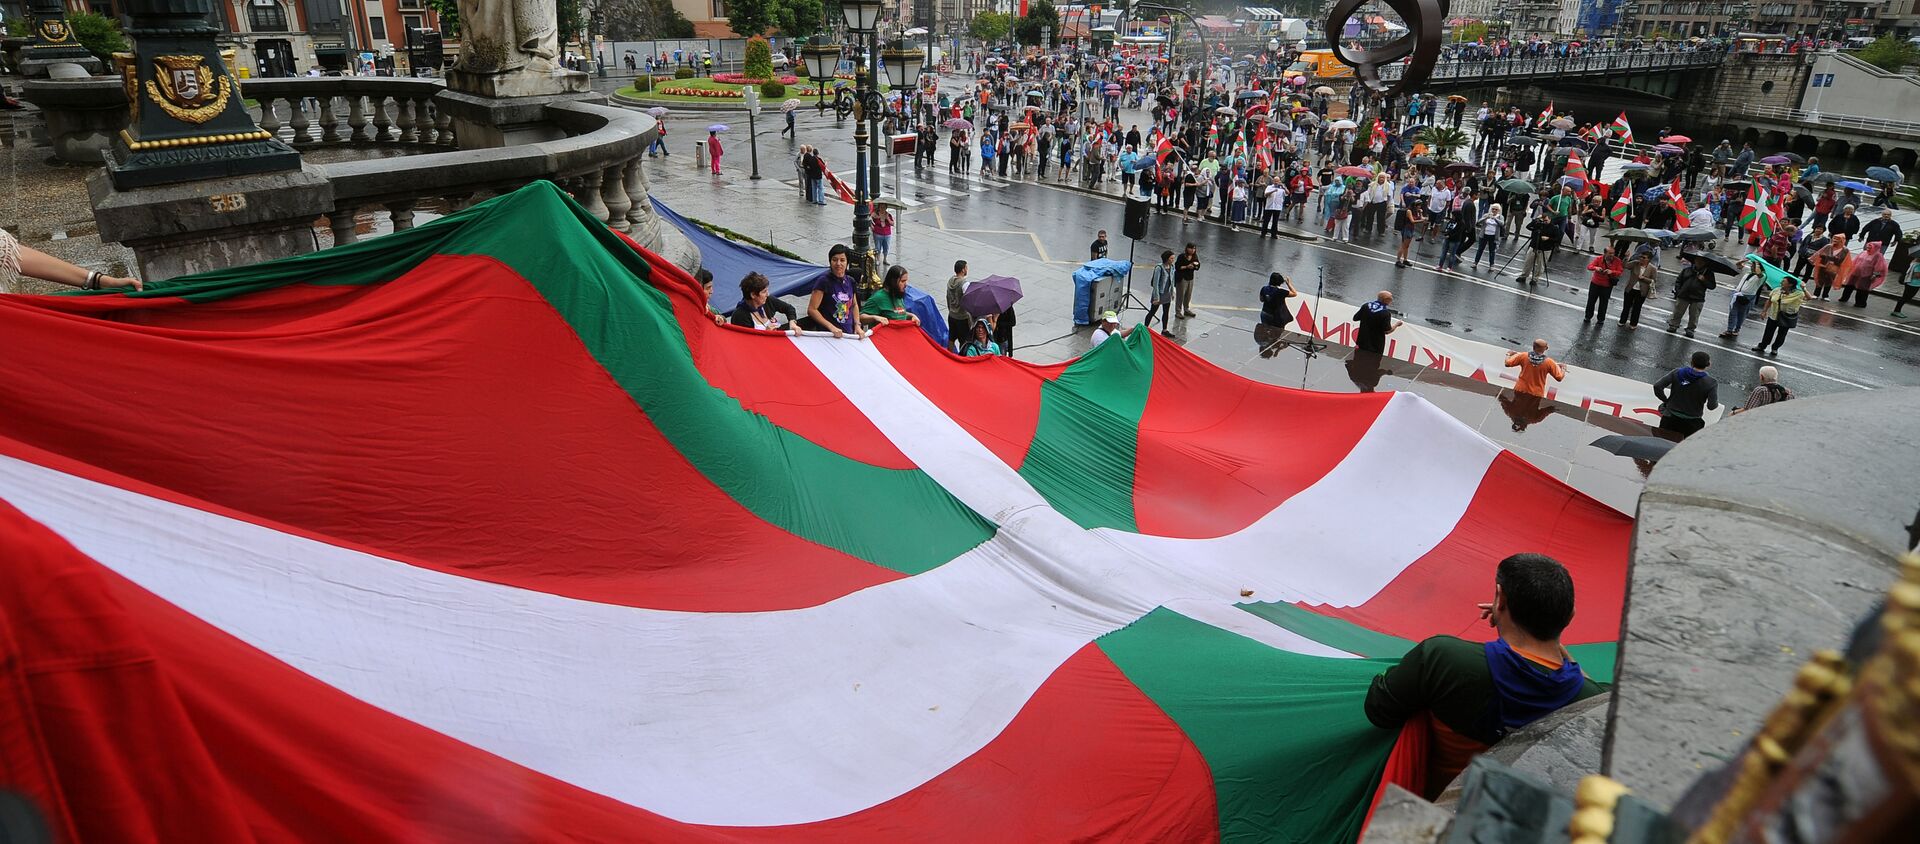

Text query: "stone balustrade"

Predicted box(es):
[321, 99, 664, 250]
[240, 76, 456, 149]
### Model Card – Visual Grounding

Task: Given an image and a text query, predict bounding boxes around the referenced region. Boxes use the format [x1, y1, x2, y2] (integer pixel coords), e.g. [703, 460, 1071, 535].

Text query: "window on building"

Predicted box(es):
[370, 15, 387, 40]
[247, 1, 290, 32]
[403, 13, 424, 32]
[712, 0, 730, 17]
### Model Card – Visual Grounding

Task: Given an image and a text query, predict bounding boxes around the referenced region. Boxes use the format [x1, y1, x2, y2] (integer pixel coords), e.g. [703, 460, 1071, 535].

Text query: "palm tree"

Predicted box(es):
[1415, 126, 1472, 161]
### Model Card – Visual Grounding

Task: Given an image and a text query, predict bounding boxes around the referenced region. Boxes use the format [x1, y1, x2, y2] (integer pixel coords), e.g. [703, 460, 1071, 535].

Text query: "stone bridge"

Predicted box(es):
[1728, 105, 1920, 170]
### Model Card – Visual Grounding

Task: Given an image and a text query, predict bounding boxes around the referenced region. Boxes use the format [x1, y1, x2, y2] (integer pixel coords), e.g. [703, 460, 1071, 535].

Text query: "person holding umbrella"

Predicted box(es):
[1619, 248, 1658, 328]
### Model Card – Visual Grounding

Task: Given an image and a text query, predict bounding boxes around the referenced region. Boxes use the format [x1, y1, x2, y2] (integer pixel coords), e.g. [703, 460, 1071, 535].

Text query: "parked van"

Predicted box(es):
[1287, 49, 1354, 79]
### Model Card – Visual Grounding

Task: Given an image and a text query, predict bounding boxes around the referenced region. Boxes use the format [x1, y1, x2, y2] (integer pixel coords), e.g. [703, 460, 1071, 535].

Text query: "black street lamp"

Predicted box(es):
[812, 0, 923, 289]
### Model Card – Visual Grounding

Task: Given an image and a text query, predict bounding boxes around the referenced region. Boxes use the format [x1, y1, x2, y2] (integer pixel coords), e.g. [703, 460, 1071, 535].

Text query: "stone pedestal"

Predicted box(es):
[21, 77, 130, 164]
[19, 54, 103, 78]
[19, 0, 101, 77]
[88, 164, 333, 281]
[437, 87, 601, 149]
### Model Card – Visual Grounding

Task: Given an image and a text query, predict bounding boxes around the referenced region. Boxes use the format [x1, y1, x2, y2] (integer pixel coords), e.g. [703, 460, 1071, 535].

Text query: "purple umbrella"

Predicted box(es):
[1760, 154, 1790, 165]
[945, 117, 972, 130]
[707, 123, 730, 132]
[1654, 143, 1683, 155]
[961, 275, 1023, 318]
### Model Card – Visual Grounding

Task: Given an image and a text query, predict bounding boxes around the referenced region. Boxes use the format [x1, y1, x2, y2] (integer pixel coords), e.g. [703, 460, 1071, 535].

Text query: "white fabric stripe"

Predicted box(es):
[0, 339, 1497, 828]
[1164, 600, 1359, 660]
[791, 337, 1500, 609]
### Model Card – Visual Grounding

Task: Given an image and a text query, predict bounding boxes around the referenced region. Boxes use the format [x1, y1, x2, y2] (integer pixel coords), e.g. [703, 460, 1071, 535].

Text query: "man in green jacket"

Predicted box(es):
[1364, 553, 1606, 798]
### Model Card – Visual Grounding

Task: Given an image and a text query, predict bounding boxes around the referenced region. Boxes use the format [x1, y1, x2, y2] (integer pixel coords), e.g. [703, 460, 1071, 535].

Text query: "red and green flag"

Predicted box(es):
[1667, 176, 1689, 218]
[1741, 182, 1777, 238]
[0, 183, 1629, 843]
[1610, 186, 1633, 223]
[1611, 111, 1634, 145]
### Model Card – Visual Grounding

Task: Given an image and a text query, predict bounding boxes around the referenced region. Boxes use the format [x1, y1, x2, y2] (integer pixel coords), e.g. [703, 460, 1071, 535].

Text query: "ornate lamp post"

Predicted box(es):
[802, 37, 838, 112]
[19, 0, 103, 77]
[812, 0, 922, 289]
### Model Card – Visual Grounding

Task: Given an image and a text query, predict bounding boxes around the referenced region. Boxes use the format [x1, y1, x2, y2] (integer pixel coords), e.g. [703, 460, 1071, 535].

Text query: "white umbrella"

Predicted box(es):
[1329, 119, 1357, 130]
[1215, 106, 1238, 117]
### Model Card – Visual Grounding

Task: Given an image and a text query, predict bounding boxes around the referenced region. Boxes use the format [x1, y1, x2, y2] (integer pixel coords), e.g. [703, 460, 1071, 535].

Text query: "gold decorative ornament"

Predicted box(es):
[37, 19, 71, 44]
[1568, 775, 1630, 844]
[119, 128, 271, 152]
[144, 54, 233, 124]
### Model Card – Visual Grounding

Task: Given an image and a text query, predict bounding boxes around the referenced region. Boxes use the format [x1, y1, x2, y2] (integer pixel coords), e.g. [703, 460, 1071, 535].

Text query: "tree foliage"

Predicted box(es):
[601, 0, 695, 40]
[969, 11, 1011, 43]
[744, 36, 775, 80]
[68, 12, 126, 62]
[424, 0, 459, 36]
[1013, 0, 1058, 47]
[775, 0, 823, 38]
[727, 0, 775, 38]
[1855, 36, 1919, 72]
[1415, 126, 1471, 160]
[1452, 21, 1487, 43]
[559, 0, 584, 47]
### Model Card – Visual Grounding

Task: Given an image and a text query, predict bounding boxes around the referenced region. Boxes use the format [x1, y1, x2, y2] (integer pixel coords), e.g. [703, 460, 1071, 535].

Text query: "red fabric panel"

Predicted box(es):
[1308, 453, 1632, 646]
[1134, 337, 1393, 538]
[0, 257, 897, 613]
[869, 328, 1069, 469]
[0, 502, 1218, 842]
[1360, 714, 1431, 837]
[0, 500, 254, 844]
[684, 322, 918, 470]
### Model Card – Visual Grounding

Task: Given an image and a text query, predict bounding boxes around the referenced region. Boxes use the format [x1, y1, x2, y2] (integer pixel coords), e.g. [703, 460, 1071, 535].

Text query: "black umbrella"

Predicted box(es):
[1691, 251, 1742, 274]
[1590, 435, 1676, 462]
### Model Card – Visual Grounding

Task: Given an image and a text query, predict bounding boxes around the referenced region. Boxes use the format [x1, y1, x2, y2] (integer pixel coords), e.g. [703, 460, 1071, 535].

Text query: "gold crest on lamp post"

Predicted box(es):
[145, 54, 232, 124]
[36, 19, 71, 43]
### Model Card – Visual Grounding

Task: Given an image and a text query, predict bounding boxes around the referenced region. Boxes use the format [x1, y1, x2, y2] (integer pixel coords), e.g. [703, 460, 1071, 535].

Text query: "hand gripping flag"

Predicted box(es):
[0, 182, 1631, 844]
[1666, 177, 1688, 219]
[1611, 112, 1634, 145]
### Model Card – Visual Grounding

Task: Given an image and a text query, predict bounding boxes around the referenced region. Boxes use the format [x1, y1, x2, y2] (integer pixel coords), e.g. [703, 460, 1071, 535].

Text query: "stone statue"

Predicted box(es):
[454, 0, 560, 75]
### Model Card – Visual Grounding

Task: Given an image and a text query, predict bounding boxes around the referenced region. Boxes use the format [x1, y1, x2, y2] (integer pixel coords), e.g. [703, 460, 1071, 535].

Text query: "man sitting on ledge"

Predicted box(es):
[1363, 553, 1606, 798]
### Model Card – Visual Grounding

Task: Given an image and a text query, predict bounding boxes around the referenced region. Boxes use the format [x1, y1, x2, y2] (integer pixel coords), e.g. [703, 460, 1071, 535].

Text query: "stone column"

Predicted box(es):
[88, 0, 331, 281]
[19, 0, 103, 77]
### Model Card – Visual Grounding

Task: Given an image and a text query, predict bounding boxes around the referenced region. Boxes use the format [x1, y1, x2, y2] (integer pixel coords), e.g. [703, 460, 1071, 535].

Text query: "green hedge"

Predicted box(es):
[674, 66, 695, 79]
[760, 81, 786, 98]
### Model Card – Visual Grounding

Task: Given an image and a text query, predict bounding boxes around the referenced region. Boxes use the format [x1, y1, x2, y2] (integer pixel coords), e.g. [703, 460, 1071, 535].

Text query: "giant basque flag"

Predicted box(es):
[0, 182, 1631, 842]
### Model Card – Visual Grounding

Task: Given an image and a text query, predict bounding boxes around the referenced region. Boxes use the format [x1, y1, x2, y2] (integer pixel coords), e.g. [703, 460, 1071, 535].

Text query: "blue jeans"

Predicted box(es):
[808, 179, 825, 204]
[1472, 234, 1498, 264]
[1727, 294, 1754, 332]
[875, 234, 892, 261]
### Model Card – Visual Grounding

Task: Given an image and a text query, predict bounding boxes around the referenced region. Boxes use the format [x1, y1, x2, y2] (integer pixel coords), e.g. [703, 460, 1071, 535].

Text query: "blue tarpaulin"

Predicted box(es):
[1071, 258, 1133, 325]
[650, 197, 946, 345]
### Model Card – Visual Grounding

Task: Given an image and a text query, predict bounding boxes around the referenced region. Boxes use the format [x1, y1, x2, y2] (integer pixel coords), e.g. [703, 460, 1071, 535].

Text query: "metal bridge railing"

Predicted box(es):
[1377, 51, 1723, 84]
[1732, 104, 1920, 139]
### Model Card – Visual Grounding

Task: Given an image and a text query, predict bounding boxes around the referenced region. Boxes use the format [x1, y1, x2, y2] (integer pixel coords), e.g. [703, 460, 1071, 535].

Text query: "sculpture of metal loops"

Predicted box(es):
[1324, 0, 1448, 96]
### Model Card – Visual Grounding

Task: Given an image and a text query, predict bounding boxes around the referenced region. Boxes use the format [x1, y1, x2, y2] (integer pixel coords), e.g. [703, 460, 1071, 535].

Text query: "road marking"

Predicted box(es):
[1012, 181, 1877, 391]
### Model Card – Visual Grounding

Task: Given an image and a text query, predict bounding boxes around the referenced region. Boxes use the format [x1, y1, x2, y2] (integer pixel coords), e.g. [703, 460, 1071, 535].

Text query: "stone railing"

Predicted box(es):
[319, 99, 661, 247]
[240, 76, 456, 148]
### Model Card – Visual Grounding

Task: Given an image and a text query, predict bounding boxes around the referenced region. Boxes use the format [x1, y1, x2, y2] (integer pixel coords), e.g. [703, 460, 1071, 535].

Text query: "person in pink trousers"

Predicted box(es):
[707, 131, 723, 175]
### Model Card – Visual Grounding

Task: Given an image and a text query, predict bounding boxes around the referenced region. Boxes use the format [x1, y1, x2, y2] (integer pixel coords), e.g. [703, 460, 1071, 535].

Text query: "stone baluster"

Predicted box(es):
[395, 97, 417, 144]
[572, 171, 609, 222]
[602, 162, 633, 232]
[625, 155, 658, 243]
[385, 200, 417, 231]
[289, 97, 313, 144]
[434, 102, 454, 146]
[258, 97, 282, 140]
[319, 94, 341, 143]
[413, 97, 437, 144]
[346, 94, 370, 142]
[441, 192, 476, 213]
[371, 96, 394, 142]
[329, 204, 361, 246]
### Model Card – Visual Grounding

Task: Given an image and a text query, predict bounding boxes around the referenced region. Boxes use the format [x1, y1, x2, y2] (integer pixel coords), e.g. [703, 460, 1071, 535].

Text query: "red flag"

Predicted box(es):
[1609, 188, 1631, 223]
[1610, 112, 1634, 145]
[1666, 177, 1687, 219]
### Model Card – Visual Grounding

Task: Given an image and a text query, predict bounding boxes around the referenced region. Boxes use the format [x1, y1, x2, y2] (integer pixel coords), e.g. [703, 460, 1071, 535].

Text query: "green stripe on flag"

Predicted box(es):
[79, 183, 996, 575]
[1017, 331, 1155, 531]
[1237, 602, 1617, 684]
[1098, 608, 1398, 843]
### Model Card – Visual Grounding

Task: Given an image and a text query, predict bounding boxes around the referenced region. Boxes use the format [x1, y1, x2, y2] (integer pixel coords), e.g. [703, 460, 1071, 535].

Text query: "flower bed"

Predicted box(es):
[656, 85, 749, 98]
[712, 72, 799, 85]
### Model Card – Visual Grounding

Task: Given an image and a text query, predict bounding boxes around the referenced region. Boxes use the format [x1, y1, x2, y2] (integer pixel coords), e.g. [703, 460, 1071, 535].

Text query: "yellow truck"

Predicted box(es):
[1287, 49, 1354, 79]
